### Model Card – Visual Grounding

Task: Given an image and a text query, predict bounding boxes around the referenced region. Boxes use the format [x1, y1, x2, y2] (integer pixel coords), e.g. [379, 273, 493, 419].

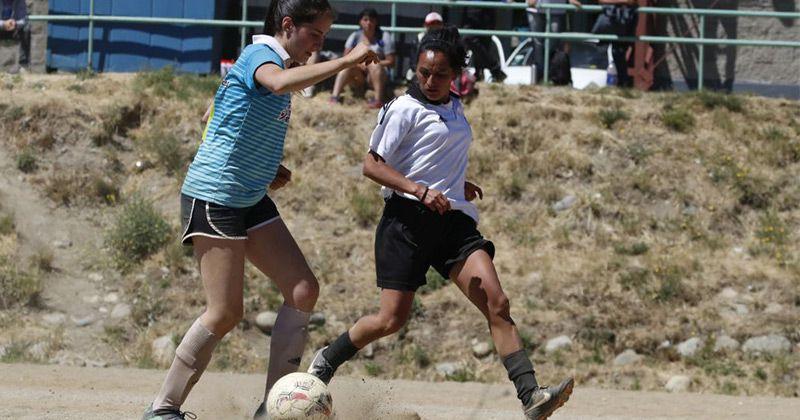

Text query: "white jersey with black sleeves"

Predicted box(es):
[368, 90, 479, 223]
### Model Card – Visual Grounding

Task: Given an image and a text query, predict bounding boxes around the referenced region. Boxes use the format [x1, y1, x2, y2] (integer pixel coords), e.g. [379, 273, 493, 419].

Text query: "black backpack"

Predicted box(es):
[549, 50, 572, 86]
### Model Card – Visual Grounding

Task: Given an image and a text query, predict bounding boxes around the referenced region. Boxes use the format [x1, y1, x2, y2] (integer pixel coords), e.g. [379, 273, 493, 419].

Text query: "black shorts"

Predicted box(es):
[375, 194, 495, 292]
[180, 193, 280, 245]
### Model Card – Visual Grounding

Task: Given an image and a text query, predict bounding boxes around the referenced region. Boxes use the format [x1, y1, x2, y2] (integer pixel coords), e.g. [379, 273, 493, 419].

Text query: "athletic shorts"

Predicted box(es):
[180, 193, 280, 245]
[375, 194, 495, 292]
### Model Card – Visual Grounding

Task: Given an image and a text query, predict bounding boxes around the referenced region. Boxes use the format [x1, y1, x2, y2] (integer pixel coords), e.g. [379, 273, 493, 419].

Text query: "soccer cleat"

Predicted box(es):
[142, 403, 197, 420]
[306, 346, 336, 385]
[523, 377, 574, 420]
[252, 401, 269, 420]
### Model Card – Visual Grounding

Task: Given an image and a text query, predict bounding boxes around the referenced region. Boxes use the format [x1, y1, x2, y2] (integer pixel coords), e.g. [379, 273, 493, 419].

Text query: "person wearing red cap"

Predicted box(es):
[423, 12, 444, 35]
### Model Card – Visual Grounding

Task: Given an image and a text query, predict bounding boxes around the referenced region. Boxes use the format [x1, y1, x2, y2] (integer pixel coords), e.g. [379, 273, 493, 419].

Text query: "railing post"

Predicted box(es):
[698, 15, 705, 91]
[543, 8, 551, 85]
[87, 0, 94, 69]
[240, 0, 248, 53]
[391, 2, 397, 30]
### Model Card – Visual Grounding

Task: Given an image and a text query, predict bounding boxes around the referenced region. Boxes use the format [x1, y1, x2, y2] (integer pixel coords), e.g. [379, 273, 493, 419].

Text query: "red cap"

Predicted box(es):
[424, 12, 443, 25]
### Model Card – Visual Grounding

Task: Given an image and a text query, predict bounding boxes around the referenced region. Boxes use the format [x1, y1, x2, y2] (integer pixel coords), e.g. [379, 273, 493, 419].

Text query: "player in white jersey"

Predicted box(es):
[143, 1, 378, 420]
[307, 27, 574, 420]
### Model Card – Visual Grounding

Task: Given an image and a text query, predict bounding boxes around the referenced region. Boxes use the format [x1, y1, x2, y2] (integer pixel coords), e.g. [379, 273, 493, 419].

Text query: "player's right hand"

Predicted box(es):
[3, 20, 16, 32]
[345, 43, 379, 67]
[418, 187, 451, 215]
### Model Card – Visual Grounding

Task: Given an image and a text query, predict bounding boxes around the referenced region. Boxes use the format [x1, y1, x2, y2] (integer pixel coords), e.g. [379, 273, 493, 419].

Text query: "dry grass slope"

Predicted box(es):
[0, 72, 798, 397]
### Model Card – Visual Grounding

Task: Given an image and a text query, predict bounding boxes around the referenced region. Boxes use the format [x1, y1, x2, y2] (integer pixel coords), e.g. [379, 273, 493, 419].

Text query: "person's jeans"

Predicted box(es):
[528, 12, 566, 82]
[592, 7, 637, 87]
[0, 25, 31, 67]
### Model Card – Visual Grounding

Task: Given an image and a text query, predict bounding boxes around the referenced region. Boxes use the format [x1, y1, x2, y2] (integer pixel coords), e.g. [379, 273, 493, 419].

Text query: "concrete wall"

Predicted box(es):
[653, 0, 799, 95]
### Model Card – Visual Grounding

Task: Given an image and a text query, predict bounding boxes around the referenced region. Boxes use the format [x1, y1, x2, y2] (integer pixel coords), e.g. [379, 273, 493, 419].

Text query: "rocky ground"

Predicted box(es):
[0, 72, 798, 405]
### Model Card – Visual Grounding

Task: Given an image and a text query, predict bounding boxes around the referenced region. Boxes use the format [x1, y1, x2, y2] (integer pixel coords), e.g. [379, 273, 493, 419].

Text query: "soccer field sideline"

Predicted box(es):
[2, 363, 798, 419]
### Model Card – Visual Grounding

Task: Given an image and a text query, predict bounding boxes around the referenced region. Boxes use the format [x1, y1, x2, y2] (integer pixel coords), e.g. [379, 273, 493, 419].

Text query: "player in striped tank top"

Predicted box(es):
[143, 1, 378, 419]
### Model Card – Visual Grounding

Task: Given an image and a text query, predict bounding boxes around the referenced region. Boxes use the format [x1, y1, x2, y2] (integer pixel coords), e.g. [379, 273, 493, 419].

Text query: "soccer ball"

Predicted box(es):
[266, 372, 333, 420]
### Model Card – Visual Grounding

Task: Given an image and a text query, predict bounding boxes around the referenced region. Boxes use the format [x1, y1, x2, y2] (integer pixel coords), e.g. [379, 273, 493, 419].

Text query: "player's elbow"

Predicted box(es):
[362, 156, 379, 178]
[255, 71, 292, 95]
[266, 82, 292, 95]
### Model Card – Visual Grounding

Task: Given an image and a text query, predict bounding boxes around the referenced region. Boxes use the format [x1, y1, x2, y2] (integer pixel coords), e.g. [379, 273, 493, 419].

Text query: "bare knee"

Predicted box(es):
[487, 294, 513, 325]
[203, 306, 244, 335]
[378, 312, 408, 336]
[289, 276, 319, 311]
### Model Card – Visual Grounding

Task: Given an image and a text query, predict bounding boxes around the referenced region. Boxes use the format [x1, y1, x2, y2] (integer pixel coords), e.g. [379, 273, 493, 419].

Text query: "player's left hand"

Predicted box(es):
[465, 181, 483, 201]
[3, 19, 16, 31]
[270, 165, 292, 190]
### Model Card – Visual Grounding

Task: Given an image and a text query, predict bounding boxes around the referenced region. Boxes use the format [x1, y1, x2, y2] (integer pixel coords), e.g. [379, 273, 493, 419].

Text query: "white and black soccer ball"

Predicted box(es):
[266, 372, 333, 420]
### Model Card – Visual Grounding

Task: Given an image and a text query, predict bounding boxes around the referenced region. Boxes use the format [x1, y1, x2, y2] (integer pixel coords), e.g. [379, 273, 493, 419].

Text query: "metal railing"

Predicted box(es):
[28, 0, 800, 90]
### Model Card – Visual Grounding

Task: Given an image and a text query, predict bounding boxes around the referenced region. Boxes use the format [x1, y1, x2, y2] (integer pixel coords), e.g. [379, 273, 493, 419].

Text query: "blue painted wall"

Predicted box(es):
[47, 0, 223, 73]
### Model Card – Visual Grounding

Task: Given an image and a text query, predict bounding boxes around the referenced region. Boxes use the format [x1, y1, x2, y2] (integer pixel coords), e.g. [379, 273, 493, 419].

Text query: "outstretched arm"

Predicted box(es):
[362, 151, 451, 214]
[255, 43, 378, 95]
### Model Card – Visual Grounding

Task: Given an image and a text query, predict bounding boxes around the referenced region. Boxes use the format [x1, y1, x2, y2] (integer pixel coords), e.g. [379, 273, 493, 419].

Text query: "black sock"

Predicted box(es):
[322, 331, 360, 370]
[502, 349, 539, 406]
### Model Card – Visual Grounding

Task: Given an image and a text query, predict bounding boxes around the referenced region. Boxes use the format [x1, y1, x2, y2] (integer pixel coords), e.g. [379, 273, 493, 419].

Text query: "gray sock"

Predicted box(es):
[263, 304, 311, 401]
[502, 349, 539, 406]
[153, 319, 220, 410]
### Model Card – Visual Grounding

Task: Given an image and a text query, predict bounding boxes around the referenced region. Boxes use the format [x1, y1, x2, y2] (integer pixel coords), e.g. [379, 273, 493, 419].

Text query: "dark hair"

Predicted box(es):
[358, 8, 379, 21]
[264, 0, 335, 35]
[358, 8, 381, 33]
[418, 26, 467, 73]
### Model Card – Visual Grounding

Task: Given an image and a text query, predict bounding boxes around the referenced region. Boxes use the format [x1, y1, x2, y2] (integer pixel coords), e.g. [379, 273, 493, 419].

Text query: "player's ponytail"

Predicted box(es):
[418, 26, 468, 73]
[264, 0, 335, 35]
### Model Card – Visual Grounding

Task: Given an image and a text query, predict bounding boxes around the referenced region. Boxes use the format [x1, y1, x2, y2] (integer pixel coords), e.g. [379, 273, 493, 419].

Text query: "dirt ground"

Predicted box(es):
[2, 363, 799, 420]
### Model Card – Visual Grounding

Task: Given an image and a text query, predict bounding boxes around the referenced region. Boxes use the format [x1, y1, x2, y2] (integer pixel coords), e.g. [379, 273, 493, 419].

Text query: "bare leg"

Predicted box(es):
[152, 237, 246, 411]
[367, 63, 387, 103]
[449, 249, 521, 357]
[348, 289, 415, 348]
[246, 219, 319, 312]
[332, 67, 356, 98]
[449, 249, 545, 410]
[246, 219, 318, 401]
[196, 237, 247, 335]
[332, 66, 366, 99]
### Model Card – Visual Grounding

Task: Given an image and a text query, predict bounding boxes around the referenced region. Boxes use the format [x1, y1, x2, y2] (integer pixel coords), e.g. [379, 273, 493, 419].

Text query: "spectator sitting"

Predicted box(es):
[1, 0, 30, 74]
[592, 0, 638, 87]
[526, 0, 582, 83]
[330, 8, 396, 109]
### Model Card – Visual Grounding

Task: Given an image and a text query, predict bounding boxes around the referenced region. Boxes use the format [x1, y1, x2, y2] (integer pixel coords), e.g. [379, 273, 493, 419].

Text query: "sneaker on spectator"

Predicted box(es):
[366, 99, 383, 109]
[301, 85, 314, 98]
[328, 95, 342, 105]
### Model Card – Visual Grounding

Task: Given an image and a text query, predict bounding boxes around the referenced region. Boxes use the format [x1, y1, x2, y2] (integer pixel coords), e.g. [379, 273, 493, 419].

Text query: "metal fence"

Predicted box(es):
[28, 0, 800, 91]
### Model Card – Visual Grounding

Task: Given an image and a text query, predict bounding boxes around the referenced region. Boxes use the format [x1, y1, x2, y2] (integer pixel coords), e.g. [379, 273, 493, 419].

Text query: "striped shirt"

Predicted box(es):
[182, 35, 292, 208]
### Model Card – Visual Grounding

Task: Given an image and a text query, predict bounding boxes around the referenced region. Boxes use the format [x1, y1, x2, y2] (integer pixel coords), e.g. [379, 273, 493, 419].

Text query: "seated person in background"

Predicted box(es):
[330, 8, 396, 109]
[1, 0, 30, 74]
